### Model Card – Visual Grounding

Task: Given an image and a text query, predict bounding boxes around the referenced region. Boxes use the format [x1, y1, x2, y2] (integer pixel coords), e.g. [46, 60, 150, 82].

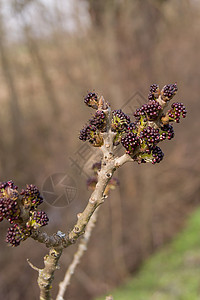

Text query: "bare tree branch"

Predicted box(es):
[56, 209, 99, 300]
[29, 100, 133, 299]
[28, 89, 177, 298]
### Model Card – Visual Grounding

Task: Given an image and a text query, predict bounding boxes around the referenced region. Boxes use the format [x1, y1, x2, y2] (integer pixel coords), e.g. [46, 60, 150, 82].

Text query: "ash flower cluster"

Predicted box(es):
[80, 84, 187, 164]
[79, 109, 106, 147]
[0, 182, 48, 246]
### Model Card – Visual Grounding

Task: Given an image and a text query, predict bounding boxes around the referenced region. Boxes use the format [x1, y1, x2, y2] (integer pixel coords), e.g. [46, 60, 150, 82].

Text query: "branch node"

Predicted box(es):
[56, 231, 66, 239]
[98, 96, 108, 110]
[74, 226, 80, 233]
[89, 197, 96, 204]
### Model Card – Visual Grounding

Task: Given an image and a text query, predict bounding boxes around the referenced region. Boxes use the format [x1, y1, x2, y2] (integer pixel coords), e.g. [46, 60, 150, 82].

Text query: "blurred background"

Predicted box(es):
[0, 0, 199, 299]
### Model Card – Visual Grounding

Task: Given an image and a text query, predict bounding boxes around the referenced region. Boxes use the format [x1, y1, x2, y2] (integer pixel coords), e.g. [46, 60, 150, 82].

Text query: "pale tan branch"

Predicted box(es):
[56, 209, 99, 300]
[38, 248, 62, 300]
[27, 259, 40, 272]
[31, 153, 133, 249]
[27, 248, 62, 300]
[29, 101, 135, 299]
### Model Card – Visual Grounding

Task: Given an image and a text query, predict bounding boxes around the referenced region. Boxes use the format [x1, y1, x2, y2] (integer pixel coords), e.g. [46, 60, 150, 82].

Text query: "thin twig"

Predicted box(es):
[27, 259, 40, 272]
[56, 209, 99, 300]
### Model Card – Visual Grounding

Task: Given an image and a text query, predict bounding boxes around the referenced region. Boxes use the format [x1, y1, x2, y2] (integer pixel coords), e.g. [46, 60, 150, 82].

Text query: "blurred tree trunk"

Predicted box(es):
[85, 0, 164, 80]
[87, 0, 121, 29]
[0, 11, 25, 174]
[23, 26, 60, 118]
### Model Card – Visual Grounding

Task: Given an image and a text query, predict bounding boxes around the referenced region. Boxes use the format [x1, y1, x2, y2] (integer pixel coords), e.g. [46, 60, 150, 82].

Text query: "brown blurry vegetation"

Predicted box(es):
[0, 0, 199, 299]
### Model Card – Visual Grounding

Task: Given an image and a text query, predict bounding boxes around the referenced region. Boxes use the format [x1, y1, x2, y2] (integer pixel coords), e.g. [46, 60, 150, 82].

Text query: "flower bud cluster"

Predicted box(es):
[0, 183, 20, 224]
[121, 132, 139, 156]
[21, 184, 43, 210]
[6, 224, 31, 247]
[134, 100, 162, 121]
[27, 210, 49, 228]
[112, 109, 130, 132]
[161, 83, 178, 102]
[167, 102, 187, 123]
[159, 124, 174, 141]
[111, 109, 131, 145]
[0, 181, 20, 223]
[0, 181, 48, 247]
[140, 127, 160, 147]
[136, 146, 164, 165]
[121, 83, 186, 163]
[79, 110, 106, 146]
[80, 84, 187, 164]
[148, 84, 160, 100]
[84, 92, 99, 109]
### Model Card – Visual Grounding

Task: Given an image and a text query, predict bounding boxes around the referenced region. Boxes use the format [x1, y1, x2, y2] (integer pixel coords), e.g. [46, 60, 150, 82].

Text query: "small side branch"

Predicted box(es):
[115, 153, 133, 167]
[27, 259, 40, 272]
[28, 247, 62, 300]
